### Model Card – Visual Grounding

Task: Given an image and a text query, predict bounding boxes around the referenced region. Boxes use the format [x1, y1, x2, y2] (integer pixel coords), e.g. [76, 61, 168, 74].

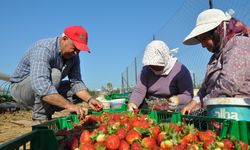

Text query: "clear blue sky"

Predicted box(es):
[1, 0, 249, 90]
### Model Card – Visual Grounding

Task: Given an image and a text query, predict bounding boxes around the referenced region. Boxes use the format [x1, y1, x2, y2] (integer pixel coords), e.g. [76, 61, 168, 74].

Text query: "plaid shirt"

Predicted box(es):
[10, 37, 87, 97]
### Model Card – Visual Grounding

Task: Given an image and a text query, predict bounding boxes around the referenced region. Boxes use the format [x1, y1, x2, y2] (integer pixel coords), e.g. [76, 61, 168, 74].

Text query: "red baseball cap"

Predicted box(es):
[64, 26, 90, 52]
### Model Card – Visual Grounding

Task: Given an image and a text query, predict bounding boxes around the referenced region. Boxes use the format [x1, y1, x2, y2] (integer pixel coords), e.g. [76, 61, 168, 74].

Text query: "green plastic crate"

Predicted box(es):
[178, 114, 250, 144]
[0, 129, 58, 150]
[88, 103, 127, 115]
[32, 115, 77, 131]
[155, 111, 250, 144]
[228, 120, 250, 145]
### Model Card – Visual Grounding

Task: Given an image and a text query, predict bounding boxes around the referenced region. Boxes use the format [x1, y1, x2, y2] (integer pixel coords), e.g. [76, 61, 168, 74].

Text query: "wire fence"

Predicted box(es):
[121, 0, 250, 92]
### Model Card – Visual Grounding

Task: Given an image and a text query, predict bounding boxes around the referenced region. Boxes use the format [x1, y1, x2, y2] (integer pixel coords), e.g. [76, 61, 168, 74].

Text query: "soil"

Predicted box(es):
[0, 110, 70, 145]
[0, 111, 32, 144]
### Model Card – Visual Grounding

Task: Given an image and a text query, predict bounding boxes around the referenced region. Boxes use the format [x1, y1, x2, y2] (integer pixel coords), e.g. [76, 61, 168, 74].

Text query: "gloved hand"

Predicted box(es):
[127, 102, 138, 111]
[168, 96, 179, 110]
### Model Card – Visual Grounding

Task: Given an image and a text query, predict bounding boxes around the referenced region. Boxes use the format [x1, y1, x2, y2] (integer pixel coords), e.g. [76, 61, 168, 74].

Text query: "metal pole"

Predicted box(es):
[209, 0, 213, 9]
[121, 73, 124, 93]
[134, 57, 137, 84]
[0, 72, 10, 82]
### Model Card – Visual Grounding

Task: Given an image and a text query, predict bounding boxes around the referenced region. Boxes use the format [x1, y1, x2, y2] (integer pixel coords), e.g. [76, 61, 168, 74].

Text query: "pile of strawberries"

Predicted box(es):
[57, 111, 249, 150]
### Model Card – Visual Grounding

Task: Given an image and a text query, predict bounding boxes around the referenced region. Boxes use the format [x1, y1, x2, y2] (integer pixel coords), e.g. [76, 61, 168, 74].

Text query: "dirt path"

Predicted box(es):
[0, 111, 32, 144]
[0, 110, 71, 145]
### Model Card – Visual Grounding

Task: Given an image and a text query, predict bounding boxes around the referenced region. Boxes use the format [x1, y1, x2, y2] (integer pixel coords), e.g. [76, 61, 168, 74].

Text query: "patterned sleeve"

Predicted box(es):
[68, 55, 87, 93]
[30, 46, 58, 97]
[203, 36, 250, 100]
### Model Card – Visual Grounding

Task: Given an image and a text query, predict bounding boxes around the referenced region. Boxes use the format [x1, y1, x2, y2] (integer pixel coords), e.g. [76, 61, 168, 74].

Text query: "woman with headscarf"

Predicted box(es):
[182, 9, 250, 114]
[127, 40, 193, 111]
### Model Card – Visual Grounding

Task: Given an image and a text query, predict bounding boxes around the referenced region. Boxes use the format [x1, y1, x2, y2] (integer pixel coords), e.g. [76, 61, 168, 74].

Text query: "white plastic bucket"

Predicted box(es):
[110, 98, 126, 108]
[99, 100, 110, 109]
[204, 98, 250, 121]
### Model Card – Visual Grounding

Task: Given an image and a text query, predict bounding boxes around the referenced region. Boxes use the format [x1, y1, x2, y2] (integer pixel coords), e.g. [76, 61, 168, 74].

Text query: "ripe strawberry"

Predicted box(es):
[129, 116, 139, 123]
[123, 122, 132, 132]
[131, 142, 143, 150]
[120, 115, 129, 123]
[141, 137, 156, 149]
[169, 122, 181, 132]
[99, 113, 109, 123]
[152, 145, 160, 150]
[151, 125, 160, 140]
[80, 143, 95, 150]
[174, 144, 187, 150]
[113, 113, 121, 121]
[132, 120, 141, 128]
[80, 130, 92, 144]
[107, 119, 115, 126]
[105, 134, 120, 149]
[198, 130, 216, 142]
[203, 139, 215, 149]
[157, 132, 166, 145]
[125, 129, 141, 144]
[182, 133, 198, 144]
[119, 140, 130, 150]
[134, 108, 140, 114]
[98, 124, 108, 134]
[117, 127, 126, 140]
[140, 120, 150, 129]
[89, 115, 101, 122]
[223, 139, 233, 150]
[239, 141, 248, 150]
[187, 144, 199, 150]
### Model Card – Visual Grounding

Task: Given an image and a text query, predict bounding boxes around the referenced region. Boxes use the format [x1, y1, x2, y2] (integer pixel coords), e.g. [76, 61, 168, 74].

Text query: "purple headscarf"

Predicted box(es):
[213, 18, 249, 50]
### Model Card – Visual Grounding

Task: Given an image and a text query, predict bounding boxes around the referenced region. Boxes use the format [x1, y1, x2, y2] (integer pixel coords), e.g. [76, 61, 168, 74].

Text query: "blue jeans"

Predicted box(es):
[10, 68, 80, 120]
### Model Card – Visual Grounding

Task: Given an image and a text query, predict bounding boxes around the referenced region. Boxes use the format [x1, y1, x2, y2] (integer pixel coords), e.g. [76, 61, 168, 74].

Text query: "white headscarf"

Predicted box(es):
[142, 40, 178, 75]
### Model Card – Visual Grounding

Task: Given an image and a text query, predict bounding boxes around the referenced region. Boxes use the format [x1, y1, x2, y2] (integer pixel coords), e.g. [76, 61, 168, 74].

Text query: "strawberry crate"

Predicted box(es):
[89, 103, 127, 115]
[155, 111, 231, 136]
[32, 103, 127, 131]
[32, 115, 77, 131]
[178, 114, 250, 144]
[0, 129, 58, 150]
[156, 111, 250, 144]
[228, 120, 250, 145]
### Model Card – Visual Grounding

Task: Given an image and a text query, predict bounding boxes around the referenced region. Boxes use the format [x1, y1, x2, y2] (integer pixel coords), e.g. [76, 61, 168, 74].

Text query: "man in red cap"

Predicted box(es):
[10, 25, 103, 124]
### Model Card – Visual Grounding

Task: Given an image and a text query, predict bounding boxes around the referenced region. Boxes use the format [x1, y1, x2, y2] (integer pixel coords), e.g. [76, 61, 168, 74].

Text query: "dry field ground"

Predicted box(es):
[0, 110, 70, 145]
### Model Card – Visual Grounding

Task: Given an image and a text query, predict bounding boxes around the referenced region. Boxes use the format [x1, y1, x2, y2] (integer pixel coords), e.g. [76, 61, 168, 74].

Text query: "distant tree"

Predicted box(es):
[106, 82, 113, 93]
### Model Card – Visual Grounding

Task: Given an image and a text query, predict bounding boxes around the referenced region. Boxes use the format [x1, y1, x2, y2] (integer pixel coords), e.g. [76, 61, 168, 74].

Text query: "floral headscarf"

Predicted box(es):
[142, 40, 178, 75]
[213, 17, 249, 51]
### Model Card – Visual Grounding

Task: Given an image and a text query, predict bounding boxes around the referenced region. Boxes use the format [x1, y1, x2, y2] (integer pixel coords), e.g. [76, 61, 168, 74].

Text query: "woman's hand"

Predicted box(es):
[181, 100, 200, 115]
[127, 102, 138, 111]
[168, 96, 179, 110]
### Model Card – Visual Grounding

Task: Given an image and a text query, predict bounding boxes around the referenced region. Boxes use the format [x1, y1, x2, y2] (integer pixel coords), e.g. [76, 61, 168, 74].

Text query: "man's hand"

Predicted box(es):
[127, 102, 138, 111]
[88, 99, 103, 111]
[181, 100, 199, 115]
[168, 96, 179, 110]
[66, 104, 88, 119]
